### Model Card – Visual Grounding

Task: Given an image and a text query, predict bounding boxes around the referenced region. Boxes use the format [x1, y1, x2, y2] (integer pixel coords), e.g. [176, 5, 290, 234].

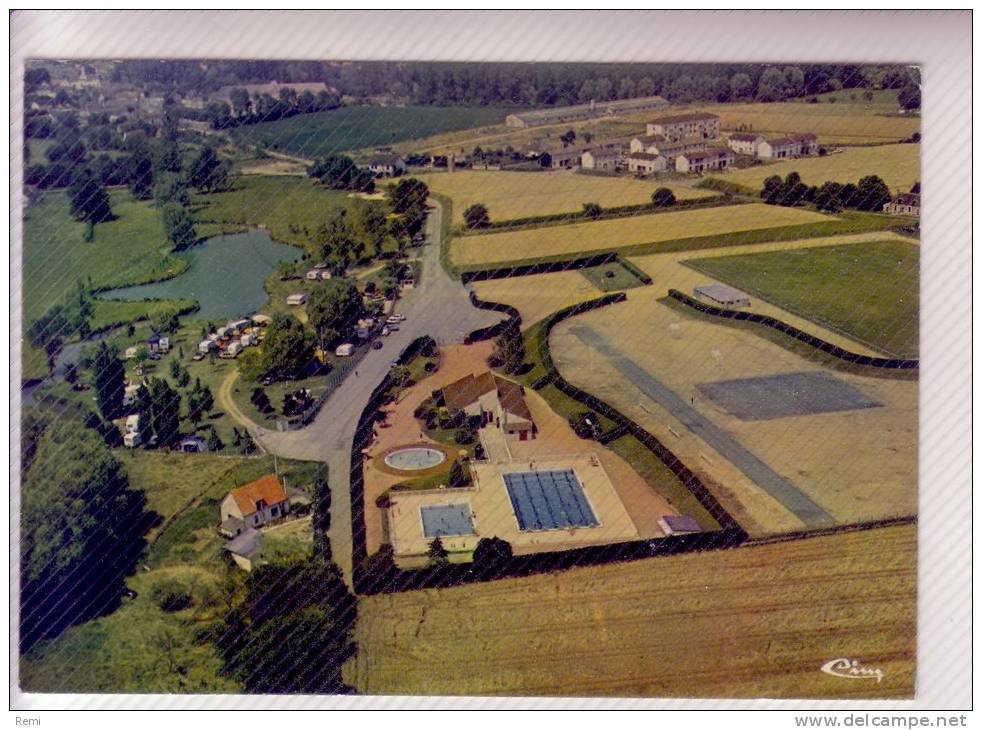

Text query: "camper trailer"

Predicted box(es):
[334, 343, 354, 357]
[286, 293, 307, 306]
[221, 342, 243, 359]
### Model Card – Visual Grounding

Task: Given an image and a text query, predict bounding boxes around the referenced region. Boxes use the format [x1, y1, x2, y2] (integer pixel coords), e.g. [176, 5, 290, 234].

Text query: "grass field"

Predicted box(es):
[389, 93, 918, 158]
[414, 169, 714, 225]
[686, 240, 919, 357]
[645, 99, 919, 146]
[450, 203, 835, 267]
[191, 175, 352, 252]
[19, 450, 313, 693]
[348, 523, 915, 698]
[232, 106, 515, 159]
[710, 144, 920, 193]
[22, 190, 187, 323]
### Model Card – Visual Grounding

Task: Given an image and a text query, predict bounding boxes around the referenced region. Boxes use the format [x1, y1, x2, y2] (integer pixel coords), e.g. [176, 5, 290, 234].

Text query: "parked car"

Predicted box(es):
[381, 326, 390, 336]
[372, 340, 383, 350]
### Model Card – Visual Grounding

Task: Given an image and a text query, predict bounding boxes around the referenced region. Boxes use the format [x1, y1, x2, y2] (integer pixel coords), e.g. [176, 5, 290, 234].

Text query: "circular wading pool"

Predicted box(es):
[384, 446, 447, 471]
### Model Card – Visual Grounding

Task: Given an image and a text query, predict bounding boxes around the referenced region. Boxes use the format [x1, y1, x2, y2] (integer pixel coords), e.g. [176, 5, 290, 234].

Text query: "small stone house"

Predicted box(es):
[367, 152, 406, 177]
[581, 148, 620, 171]
[727, 132, 764, 155]
[675, 147, 735, 174]
[220, 474, 291, 531]
[626, 152, 668, 175]
[883, 192, 920, 216]
[757, 133, 819, 159]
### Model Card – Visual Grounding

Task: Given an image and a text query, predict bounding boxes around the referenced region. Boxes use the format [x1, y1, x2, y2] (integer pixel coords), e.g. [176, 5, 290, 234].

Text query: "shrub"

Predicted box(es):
[454, 428, 475, 445]
[151, 579, 193, 613]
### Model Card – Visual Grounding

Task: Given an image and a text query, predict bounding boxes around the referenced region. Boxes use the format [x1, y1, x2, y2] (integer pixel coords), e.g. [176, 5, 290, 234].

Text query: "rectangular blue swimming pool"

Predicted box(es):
[503, 469, 599, 531]
[420, 504, 475, 538]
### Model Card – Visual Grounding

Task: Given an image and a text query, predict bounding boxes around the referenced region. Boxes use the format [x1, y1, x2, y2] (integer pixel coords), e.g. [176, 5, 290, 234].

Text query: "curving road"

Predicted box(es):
[251, 199, 502, 583]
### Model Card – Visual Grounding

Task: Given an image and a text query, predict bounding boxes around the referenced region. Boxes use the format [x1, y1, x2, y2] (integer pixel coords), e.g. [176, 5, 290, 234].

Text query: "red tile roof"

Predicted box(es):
[230, 475, 288, 517]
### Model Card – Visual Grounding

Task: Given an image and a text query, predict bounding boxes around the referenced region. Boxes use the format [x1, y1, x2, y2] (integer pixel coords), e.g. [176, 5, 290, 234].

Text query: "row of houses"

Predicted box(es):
[726, 132, 819, 159]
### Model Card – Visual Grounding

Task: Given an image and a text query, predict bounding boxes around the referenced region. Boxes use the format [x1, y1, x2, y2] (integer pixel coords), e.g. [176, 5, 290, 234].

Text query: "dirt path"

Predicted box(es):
[217, 369, 262, 437]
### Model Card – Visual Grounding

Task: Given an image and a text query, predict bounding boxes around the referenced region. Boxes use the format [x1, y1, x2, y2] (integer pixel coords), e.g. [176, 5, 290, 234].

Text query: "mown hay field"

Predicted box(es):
[348, 524, 916, 698]
[416, 169, 714, 225]
[626, 99, 920, 145]
[687, 240, 920, 357]
[712, 144, 920, 192]
[450, 203, 834, 267]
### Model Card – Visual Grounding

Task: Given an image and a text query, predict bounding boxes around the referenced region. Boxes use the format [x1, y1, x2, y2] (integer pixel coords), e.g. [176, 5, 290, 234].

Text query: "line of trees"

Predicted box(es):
[94, 59, 915, 109]
[761, 171, 893, 212]
[202, 86, 342, 130]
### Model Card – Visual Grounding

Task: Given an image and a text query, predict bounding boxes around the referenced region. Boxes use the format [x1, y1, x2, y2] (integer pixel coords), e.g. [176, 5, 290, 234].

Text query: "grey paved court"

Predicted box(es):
[696, 371, 881, 421]
[568, 325, 834, 528]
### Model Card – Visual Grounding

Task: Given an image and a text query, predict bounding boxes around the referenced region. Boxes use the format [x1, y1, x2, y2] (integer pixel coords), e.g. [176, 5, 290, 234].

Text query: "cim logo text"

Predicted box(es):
[820, 658, 885, 683]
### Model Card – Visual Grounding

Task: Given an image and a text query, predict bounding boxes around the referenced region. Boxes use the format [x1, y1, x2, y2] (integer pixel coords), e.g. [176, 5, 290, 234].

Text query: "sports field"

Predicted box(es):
[549, 240, 918, 534]
[232, 105, 515, 158]
[450, 203, 834, 267]
[686, 240, 919, 357]
[711, 144, 920, 193]
[348, 524, 916, 698]
[416, 170, 714, 225]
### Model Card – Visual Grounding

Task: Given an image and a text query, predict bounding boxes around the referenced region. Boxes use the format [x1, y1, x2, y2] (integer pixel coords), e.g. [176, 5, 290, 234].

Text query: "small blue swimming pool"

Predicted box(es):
[420, 504, 475, 538]
[503, 469, 599, 531]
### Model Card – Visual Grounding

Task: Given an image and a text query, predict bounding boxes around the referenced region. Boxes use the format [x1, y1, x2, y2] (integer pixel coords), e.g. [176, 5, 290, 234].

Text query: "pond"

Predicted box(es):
[97, 229, 301, 321]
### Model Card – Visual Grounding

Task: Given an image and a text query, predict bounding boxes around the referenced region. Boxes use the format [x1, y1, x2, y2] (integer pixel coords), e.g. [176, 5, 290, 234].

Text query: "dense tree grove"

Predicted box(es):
[308, 154, 375, 193]
[306, 279, 362, 352]
[761, 172, 893, 213]
[68, 168, 113, 224]
[258, 314, 316, 380]
[216, 561, 357, 693]
[90, 340, 126, 421]
[20, 418, 151, 651]
[104, 60, 913, 108]
[464, 203, 491, 230]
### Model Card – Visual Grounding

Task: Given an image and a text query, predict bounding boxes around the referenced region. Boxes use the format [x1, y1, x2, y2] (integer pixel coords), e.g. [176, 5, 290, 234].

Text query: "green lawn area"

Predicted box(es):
[91, 298, 199, 332]
[191, 175, 352, 252]
[23, 189, 186, 323]
[20, 449, 318, 693]
[231, 105, 515, 159]
[579, 260, 648, 292]
[686, 240, 920, 357]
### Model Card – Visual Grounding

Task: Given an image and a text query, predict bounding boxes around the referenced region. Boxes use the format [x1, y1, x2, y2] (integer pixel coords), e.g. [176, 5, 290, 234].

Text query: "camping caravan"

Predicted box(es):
[318, 270, 332, 281]
[123, 430, 143, 448]
[334, 343, 355, 357]
[306, 270, 321, 280]
[230, 319, 251, 334]
[286, 293, 307, 307]
[123, 384, 141, 407]
[125, 414, 140, 433]
[240, 333, 255, 347]
[251, 314, 272, 327]
[221, 342, 243, 359]
[199, 339, 215, 354]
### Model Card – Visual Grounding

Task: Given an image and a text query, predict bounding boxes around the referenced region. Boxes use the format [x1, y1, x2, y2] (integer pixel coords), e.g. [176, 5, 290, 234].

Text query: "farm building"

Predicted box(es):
[883, 192, 920, 216]
[546, 146, 586, 169]
[504, 95, 669, 128]
[368, 152, 406, 177]
[727, 132, 765, 155]
[676, 147, 735, 173]
[694, 284, 751, 308]
[221, 474, 291, 530]
[658, 515, 703, 536]
[646, 112, 720, 141]
[626, 152, 667, 175]
[223, 527, 264, 571]
[439, 371, 536, 440]
[757, 133, 819, 159]
[286, 293, 307, 306]
[581, 148, 621, 171]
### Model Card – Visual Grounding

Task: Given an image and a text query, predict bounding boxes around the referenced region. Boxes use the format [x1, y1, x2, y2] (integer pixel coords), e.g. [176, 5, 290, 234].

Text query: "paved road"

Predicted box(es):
[254, 200, 502, 583]
[568, 325, 835, 529]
